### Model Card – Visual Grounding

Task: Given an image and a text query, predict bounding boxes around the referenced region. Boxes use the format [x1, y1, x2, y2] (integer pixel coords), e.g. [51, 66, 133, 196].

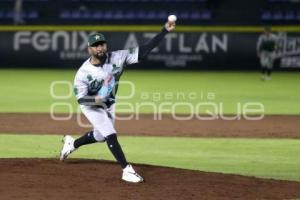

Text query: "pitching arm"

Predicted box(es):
[138, 22, 176, 61]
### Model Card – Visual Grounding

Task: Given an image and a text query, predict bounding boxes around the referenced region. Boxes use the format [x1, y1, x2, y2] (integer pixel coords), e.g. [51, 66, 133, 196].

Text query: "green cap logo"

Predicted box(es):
[88, 33, 106, 46]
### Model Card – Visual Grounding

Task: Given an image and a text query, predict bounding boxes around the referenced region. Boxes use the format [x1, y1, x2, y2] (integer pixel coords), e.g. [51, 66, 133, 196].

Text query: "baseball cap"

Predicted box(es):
[88, 33, 106, 46]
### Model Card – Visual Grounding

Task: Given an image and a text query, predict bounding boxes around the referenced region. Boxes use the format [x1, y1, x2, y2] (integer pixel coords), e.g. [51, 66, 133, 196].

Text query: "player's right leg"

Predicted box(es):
[60, 107, 107, 161]
[60, 130, 106, 161]
[261, 67, 266, 80]
[60, 135, 76, 161]
[266, 53, 275, 80]
[260, 54, 268, 80]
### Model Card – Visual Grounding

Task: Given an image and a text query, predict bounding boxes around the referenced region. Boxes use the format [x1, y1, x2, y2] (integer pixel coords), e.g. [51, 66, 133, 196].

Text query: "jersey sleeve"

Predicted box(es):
[117, 47, 139, 65]
[73, 72, 88, 100]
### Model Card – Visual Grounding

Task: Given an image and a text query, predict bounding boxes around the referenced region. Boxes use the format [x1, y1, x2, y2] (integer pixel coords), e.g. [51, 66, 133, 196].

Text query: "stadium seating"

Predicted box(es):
[0, 0, 211, 25]
[261, 0, 300, 22]
[58, 9, 210, 21]
[2, 0, 299, 25]
[0, 0, 212, 24]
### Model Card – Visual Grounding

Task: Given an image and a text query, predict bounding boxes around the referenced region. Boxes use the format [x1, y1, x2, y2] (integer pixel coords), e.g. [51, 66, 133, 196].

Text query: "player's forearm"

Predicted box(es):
[138, 27, 169, 61]
[77, 95, 105, 106]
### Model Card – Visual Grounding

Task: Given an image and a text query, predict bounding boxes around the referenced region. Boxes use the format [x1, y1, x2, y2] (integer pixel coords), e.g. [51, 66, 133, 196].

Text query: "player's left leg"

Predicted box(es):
[105, 133, 144, 183]
[266, 68, 272, 79]
[265, 53, 275, 80]
[102, 105, 143, 182]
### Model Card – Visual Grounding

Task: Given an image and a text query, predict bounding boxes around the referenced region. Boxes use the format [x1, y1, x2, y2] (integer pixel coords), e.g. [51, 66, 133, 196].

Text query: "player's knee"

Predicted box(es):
[93, 130, 106, 142]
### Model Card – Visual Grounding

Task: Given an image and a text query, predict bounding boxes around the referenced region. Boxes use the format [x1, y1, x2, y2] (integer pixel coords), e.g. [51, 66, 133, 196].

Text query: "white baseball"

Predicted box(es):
[168, 15, 177, 23]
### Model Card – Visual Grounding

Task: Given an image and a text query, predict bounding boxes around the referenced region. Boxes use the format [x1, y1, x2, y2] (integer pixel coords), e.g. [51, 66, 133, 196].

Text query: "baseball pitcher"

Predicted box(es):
[60, 20, 176, 183]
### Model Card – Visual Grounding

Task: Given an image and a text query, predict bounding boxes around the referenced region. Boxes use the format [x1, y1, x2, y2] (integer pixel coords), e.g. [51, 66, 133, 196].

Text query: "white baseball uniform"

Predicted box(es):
[73, 47, 139, 141]
[257, 33, 278, 69]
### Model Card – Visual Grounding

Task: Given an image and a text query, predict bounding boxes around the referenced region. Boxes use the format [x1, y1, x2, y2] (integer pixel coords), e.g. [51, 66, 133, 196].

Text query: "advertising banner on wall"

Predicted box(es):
[0, 29, 299, 69]
[276, 32, 300, 68]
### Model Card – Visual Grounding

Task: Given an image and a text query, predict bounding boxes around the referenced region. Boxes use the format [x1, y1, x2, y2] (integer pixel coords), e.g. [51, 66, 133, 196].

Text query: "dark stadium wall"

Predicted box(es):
[0, 26, 300, 70]
[1, 0, 300, 70]
[215, 0, 264, 25]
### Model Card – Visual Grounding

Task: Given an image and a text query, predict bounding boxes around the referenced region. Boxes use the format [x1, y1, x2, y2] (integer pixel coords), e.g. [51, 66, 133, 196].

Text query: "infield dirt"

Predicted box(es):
[0, 113, 300, 200]
[1, 113, 300, 138]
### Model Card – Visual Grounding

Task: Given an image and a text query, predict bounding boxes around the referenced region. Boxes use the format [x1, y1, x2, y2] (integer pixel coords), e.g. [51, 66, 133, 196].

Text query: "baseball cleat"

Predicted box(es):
[122, 164, 144, 183]
[60, 135, 75, 161]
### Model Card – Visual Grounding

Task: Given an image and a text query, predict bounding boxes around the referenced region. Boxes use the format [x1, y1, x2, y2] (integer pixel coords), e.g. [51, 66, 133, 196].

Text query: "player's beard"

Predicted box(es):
[94, 52, 107, 63]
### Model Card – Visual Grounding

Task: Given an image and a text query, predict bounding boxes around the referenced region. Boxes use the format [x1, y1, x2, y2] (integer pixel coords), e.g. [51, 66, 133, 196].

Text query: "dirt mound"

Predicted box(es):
[0, 158, 300, 200]
[1, 113, 300, 138]
[1, 113, 300, 199]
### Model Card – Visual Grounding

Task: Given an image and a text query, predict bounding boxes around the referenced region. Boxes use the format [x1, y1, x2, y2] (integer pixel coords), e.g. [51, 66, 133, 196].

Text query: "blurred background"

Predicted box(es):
[2, 0, 300, 25]
[0, 0, 300, 114]
[1, 1, 300, 186]
[0, 0, 300, 70]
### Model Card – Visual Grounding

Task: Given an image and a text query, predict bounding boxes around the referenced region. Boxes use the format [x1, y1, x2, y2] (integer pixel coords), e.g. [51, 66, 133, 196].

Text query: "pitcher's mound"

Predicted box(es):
[1, 158, 300, 200]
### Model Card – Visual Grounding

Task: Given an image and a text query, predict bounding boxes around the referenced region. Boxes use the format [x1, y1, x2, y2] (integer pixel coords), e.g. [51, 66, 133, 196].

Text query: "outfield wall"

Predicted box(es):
[1, 25, 300, 70]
